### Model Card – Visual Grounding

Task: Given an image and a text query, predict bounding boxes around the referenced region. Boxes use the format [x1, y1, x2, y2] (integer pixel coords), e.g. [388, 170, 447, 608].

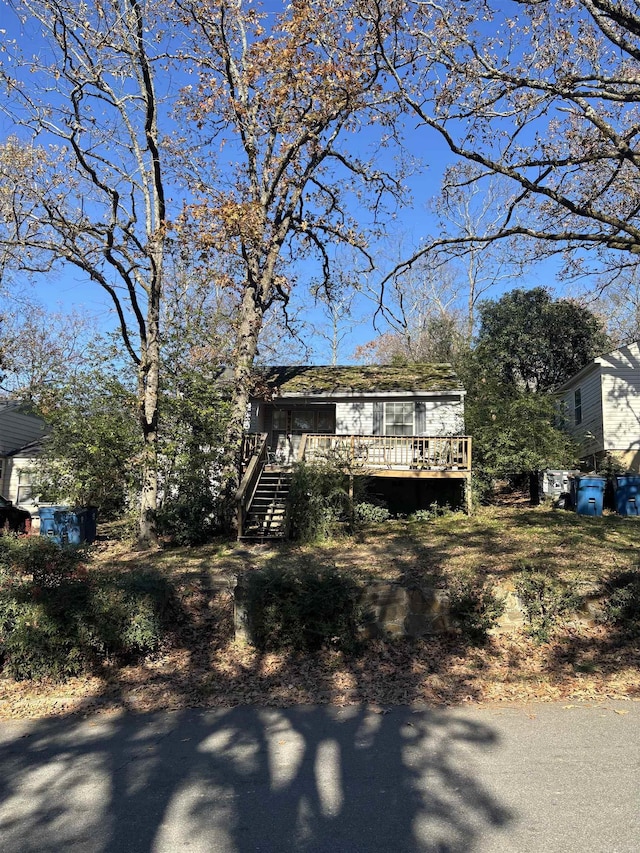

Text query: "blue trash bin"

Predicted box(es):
[39, 506, 70, 544]
[614, 476, 640, 516]
[574, 476, 607, 516]
[39, 506, 98, 544]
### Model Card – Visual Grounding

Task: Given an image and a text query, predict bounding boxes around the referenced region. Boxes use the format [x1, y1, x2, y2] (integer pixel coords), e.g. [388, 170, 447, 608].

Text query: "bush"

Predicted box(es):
[353, 502, 390, 525]
[2, 536, 84, 587]
[288, 462, 350, 542]
[155, 486, 220, 546]
[0, 590, 88, 680]
[0, 550, 176, 681]
[447, 574, 505, 645]
[408, 503, 453, 523]
[514, 565, 582, 642]
[601, 569, 640, 638]
[244, 562, 361, 653]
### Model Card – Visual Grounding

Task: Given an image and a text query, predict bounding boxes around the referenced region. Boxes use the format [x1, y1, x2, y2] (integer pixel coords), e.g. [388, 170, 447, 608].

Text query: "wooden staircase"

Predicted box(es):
[240, 467, 292, 541]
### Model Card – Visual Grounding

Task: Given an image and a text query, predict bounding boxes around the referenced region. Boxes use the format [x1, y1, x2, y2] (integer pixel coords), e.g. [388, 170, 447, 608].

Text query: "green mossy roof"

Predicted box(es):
[252, 364, 463, 396]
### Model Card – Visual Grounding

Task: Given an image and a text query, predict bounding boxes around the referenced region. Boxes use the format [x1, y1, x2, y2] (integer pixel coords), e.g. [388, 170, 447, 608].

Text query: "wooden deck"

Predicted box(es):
[239, 433, 473, 522]
[298, 434, 471, 475]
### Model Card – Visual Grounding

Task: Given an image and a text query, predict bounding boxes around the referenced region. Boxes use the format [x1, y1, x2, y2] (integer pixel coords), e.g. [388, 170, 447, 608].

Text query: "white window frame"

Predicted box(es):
[16, 468, 34, 505]
[384, 402, 414, 436]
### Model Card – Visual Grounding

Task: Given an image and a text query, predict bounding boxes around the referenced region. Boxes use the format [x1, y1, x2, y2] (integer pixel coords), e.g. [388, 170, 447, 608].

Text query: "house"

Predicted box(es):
[0, 402, 47, 510]
[557, 341, 640, 472]
[237, 364, 471, 538]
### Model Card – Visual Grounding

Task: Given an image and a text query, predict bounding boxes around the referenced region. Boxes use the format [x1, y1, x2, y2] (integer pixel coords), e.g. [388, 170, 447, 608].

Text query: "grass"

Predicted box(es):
[1, 503, 639, 718]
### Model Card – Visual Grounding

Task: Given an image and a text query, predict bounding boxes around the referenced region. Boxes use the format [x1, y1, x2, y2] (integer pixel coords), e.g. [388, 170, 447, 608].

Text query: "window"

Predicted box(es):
[317, 410, 335, 433]
[272, 409, 288, 431]
[574, 389, 582, 426]
[384, 402, 414, 436]
[292, 410, 316, 432]
[269, 406, 335, 435]
[16, 470, 34, 505]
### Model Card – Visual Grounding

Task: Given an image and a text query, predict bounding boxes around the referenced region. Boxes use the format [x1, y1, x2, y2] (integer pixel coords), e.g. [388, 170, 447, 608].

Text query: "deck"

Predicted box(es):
[237, 433, 473, 536]
[297, 433, 471, 478]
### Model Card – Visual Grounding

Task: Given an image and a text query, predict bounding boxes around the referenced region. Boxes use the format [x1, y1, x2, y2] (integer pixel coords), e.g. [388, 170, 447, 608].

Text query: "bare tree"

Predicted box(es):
[375, 0, 640, 274]
[0, 0, 169, 545]
[431, 165, 529, 340]
[0, 302, 96, 405]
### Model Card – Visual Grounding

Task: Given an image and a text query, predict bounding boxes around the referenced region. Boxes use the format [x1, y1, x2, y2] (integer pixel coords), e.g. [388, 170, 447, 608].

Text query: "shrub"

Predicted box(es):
[4, 536, 84, 587]
[353, 502, 390, 525]
[288, 462, 350, 542]
[447, 574, 505, 645]
[514, 564, 582, 642]
[408, 503, 453, 523]
[244, 562, 361, 653]
[155, 488, 220, 546]
[0, 565, 176, 681]
[600, 569, 640, 638]
[0, 589, 88, 680]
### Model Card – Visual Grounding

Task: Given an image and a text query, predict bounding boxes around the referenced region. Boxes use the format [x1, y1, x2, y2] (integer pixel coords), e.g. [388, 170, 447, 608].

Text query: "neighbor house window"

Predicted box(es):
[574, 389, 582, 425]
[384, 402, 414, 436]
[16, 470, 34, 505]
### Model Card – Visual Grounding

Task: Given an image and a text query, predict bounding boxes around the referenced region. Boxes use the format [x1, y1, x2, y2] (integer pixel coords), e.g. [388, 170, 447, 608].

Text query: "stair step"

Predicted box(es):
[239, 464, 292, 541]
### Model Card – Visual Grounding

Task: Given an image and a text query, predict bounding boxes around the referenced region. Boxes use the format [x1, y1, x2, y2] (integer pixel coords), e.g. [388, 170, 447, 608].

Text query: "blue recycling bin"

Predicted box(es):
[39, 506, 98, 545]
[573, 476, 606, 516]
[614, 476, 640, 516]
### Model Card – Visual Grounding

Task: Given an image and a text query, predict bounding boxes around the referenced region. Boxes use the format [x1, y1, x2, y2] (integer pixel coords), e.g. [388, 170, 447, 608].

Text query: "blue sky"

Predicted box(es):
[1, 0, 568, 365]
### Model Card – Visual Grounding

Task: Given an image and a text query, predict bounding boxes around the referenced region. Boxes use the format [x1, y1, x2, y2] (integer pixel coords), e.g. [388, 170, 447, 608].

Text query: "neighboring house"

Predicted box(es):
[237, 364, 471, 538]
[0, 402, 48, 511]
[557, 341, 640, 472]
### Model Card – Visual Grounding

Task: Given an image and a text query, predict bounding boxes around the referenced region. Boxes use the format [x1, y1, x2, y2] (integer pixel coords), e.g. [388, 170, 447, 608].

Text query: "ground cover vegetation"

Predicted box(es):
[1, 502, 638, 718]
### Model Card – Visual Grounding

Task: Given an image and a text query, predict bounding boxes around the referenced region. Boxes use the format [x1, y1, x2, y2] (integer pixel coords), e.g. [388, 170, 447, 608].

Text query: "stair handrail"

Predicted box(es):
[236, 432, 268, 539]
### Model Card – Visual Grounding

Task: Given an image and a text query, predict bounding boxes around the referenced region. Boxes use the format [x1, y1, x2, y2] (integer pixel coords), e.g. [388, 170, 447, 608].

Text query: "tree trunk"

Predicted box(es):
[220, 281, 264, 533]
[137, 263, 162, 548]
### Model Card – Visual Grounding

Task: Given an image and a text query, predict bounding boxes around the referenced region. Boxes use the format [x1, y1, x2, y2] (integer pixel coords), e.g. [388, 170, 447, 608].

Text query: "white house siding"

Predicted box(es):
[249, 395, 465, 438]
[423, 398, 465, 435]
[1, 452, 38, 509]
[336, 397, 464, 436]
[601, 369, 640, 454]
[560, 368, 604, 456]
[335, 400, 374, 435]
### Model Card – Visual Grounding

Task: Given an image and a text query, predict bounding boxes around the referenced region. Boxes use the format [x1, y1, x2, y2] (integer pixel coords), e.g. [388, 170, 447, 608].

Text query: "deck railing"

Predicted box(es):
[236, 432, 268, 538]
[299, 434, 471, 471]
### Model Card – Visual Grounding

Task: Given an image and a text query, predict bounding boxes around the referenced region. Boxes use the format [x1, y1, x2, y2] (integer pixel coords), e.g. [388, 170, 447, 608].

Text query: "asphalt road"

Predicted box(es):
[0, 701, 638, 852]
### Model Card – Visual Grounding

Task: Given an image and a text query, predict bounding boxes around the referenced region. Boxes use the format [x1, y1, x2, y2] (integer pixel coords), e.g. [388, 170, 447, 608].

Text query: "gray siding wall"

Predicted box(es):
[249, 395, 465, 437]
[336, 400, 374, 434]
[0, 410, 47, 455]
[0, 452, 38, 508]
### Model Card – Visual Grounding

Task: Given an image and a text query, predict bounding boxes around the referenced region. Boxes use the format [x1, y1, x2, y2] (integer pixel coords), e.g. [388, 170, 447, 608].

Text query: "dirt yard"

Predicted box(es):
[1, 504, 639, 719]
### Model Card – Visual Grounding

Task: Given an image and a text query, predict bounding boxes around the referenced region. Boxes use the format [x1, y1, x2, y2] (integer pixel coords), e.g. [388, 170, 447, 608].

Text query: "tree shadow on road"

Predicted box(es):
[0, 703, 512, 853]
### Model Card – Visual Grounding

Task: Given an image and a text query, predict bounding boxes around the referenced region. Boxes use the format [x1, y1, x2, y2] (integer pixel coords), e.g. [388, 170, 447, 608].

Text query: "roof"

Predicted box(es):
[0, 401, 48, 456]
[250, 364, 464, 397]
[556, 340, 640, 392]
